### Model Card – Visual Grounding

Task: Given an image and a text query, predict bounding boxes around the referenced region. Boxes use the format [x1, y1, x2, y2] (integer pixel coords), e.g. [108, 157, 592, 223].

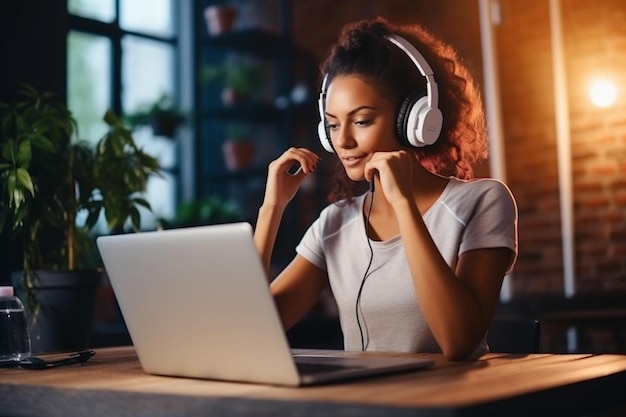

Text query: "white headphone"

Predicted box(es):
[317, 34, 443, 153]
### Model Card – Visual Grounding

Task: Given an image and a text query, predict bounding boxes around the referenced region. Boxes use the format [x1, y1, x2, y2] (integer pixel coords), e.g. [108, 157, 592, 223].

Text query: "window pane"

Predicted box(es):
[120, 0, 175, 37]
[133, 129, 178, 230]
[138, 170, 177, 230]
[122, 35, 177, 229]
[122, 35, 175, 113]
[67, 31, 111, 145]
[68, 0, 115, 22]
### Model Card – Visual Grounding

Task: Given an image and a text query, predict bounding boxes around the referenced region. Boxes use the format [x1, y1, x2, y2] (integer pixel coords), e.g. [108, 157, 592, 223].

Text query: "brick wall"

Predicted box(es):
[496, 0, 626, 295]
[561, 0, 626, 292]
[291, 0, 626, 299]
[494, 0, 565, 296]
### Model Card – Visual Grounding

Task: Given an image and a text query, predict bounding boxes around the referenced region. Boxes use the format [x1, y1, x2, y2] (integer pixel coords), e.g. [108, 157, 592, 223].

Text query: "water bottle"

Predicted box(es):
[0, 286, 31, 363]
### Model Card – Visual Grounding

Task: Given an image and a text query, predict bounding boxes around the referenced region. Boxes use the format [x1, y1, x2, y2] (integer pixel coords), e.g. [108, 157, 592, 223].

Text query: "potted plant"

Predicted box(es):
[125, 94, 185, 137]
[0, 84, 161, 352]
[199, 58, 265, 106]
[221, 125, 255, 171]
[203, 4, 238, 36]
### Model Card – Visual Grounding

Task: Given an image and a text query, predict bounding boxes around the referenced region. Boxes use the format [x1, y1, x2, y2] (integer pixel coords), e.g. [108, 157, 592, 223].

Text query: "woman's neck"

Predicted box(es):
[365, 165, 449, 241]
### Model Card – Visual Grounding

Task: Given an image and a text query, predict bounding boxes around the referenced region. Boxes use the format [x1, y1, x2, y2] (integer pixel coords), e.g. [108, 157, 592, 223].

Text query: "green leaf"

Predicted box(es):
[103, 109, 118, 126]
[11, 187, 25, 209]
[16, 168, 35, 196]
[30, 132, 55, 153]
[133, 197, 152, 210]
[1, 141, 17, 162]
[16, 140, 32, 167]
[5, 168, 34, 210]
[6, 169, 17, 200]
[130, 206, 141, 231]
[84, 205, 102, 229]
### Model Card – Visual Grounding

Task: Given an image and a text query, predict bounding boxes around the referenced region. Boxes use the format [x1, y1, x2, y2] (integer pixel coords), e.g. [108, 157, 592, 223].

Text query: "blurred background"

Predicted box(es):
[1, 0, 625, 353]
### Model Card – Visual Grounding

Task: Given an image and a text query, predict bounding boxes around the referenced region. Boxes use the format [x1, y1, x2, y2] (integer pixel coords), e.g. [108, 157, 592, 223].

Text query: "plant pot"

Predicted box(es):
[11, 270, 103, 354]
[151, 116, 179, 138]
[222, 140, 255, 171]
[221, 87, 250, 107]
[204, 5, 238, 36]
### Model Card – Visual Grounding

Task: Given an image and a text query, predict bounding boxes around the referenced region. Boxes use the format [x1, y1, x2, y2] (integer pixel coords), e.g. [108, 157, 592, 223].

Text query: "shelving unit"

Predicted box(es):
[192, 0, 319, 266]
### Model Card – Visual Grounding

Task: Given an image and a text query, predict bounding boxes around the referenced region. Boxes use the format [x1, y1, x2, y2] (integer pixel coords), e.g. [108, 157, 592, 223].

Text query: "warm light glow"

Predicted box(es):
[589, 79, 617, 108]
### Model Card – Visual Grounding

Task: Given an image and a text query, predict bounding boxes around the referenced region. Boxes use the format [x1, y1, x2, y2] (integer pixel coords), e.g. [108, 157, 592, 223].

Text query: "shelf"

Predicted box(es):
[202, 167, 267, 182]
[193, 0, 319, 265]
[202, 102, 282, 122]
[201, 101, 314, 123]
[202, 29, 289, 57]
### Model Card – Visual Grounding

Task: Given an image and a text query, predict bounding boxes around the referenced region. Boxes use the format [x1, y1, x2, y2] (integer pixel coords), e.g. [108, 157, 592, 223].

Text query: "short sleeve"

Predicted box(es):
[295, 216, 327, 271]
[459, 181, 518, 274]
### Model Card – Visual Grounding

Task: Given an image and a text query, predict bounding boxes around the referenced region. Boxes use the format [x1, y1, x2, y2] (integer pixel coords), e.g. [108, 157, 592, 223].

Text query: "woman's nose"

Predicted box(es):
[332, 126, 356, 149]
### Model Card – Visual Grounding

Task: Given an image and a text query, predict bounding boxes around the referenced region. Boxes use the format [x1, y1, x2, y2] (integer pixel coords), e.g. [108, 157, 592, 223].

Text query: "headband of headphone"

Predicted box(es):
[317, 34, 443, 153]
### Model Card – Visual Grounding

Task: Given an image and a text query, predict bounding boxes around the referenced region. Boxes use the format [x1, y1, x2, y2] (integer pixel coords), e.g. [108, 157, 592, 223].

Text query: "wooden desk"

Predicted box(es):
[1, 346, 626, 417]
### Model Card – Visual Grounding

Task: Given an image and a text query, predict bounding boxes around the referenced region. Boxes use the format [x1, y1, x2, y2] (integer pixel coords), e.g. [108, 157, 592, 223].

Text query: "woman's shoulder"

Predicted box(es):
[427, 177, 517, 234]
[442, 177, 517, 213]
[447, 176, 514, 199]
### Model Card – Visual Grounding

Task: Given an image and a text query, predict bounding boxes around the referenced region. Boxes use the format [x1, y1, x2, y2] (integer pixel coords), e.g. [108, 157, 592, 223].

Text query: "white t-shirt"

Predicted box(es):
[296, 177, 518, 355]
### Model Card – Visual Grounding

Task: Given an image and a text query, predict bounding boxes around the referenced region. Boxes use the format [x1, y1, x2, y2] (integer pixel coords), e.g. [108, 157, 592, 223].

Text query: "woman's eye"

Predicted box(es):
[327, 123, 339, 130]
[355, 119, 373, 126]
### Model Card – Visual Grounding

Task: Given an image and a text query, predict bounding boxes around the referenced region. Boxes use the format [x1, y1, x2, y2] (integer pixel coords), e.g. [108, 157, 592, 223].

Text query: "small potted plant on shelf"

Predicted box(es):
[125, 94, 185, 138]
[221, 125, 255, 171]
[203, 4, 238, 35]
[0, 84, 161, 353]
[199, 58, 265, 106]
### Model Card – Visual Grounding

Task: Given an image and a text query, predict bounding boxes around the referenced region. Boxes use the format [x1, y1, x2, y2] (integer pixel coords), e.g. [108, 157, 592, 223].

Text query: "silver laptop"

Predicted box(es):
[96, 222, 434, 386]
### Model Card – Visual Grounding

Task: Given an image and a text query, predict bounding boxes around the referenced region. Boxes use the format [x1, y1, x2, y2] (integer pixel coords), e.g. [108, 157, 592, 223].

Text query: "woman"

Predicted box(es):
[254, 17, 518, 360]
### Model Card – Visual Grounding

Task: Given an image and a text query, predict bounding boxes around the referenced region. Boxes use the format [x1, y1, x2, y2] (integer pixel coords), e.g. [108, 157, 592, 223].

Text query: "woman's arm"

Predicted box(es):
[269, 255, 329, 330]
[253, 147, 320, 275]
[393, 198, 512, 360]
[254, 203, 286, 277]
[253, 147, 326, 329]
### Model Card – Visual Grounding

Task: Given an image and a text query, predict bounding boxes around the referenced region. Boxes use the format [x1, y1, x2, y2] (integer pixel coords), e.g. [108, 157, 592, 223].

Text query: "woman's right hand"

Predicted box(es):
[262, 147, 320, 209]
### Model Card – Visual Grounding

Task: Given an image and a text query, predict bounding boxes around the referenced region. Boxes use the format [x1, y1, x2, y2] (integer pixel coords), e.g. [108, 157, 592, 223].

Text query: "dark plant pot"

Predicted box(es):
[151, 117, 179, 138]
[11, 270, 102, 354]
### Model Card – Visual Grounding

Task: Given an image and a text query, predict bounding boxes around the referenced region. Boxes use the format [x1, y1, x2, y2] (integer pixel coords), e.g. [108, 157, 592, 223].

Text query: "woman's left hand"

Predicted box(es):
[364, 150, 416, 205]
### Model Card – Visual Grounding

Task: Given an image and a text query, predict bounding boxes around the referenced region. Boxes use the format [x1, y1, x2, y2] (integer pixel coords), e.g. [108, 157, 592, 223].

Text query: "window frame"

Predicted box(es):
[67, 2, 186, 225]
[68, 6, 180, 125]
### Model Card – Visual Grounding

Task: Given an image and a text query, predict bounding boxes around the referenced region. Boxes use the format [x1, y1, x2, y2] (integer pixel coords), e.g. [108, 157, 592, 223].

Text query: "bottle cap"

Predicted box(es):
[0, 286, 15, 297]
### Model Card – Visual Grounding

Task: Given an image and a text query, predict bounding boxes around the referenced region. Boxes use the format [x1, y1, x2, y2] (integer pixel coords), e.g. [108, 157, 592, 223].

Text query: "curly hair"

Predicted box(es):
[320, 17, 488, 203]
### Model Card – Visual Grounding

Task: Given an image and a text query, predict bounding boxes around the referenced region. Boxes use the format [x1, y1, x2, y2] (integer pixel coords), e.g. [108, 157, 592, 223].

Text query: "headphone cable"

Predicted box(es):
[356, 188, 375, 351]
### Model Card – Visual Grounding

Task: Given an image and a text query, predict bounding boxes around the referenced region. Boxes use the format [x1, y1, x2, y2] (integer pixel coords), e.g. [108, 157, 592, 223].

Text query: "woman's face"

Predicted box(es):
[324, 75, 399, 181]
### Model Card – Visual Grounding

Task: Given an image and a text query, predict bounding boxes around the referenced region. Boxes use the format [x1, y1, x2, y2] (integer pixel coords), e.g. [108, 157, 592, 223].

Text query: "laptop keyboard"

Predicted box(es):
[296, 361, 364, 375]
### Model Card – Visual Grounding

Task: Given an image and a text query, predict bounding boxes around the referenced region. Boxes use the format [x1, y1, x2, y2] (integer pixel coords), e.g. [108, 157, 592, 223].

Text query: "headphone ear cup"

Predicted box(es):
[317, 75, 335, 154]
[417, 104, 443, 146]
[404, 96, 443, 147]
[396, 95, 417, 147]
[318, 121, 335, 153]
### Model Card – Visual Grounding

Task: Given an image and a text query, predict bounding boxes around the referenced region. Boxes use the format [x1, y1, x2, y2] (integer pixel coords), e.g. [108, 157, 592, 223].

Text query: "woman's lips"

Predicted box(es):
[341, 155, 367, 168]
